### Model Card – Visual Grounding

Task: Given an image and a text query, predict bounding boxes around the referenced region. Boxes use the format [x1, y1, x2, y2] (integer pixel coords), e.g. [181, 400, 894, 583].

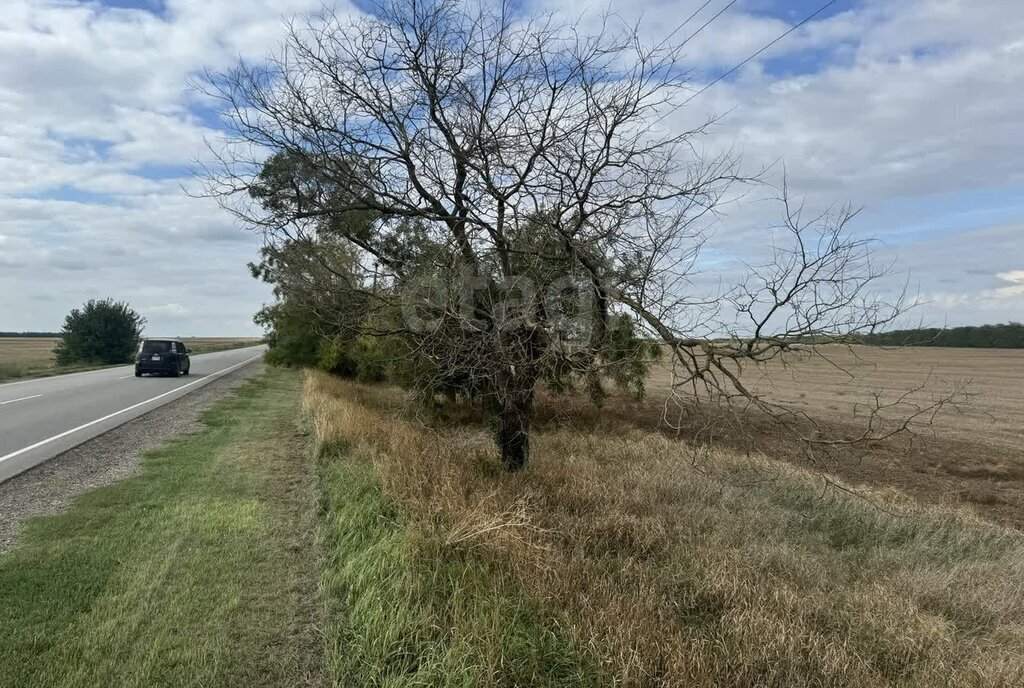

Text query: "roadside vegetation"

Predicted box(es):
[0, 298, 143, 382]
[305, 369, 1024, 687]
[3, 363, 1021, 686]
[54, 298, 146, 367]
[0, 354, 110, 383]
[0, 369, 321, 687]
[0, 334, 63, 380]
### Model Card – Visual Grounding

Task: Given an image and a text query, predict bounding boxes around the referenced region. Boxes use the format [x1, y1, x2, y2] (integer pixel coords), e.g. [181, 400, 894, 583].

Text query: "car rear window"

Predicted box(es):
[141, 340, 172, 354]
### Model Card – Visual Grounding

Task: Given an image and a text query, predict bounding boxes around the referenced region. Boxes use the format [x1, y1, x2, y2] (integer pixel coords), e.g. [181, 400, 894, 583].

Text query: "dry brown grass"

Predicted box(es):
[304, 369, 1024, 687]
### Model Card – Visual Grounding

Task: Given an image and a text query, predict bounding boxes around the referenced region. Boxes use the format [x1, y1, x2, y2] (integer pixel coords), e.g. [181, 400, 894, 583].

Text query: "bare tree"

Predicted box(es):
[199, 0, 947, 471]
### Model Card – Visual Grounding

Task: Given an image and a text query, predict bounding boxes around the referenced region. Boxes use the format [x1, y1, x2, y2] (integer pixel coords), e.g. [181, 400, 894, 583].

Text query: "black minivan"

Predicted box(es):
[135, 339, 191, 377]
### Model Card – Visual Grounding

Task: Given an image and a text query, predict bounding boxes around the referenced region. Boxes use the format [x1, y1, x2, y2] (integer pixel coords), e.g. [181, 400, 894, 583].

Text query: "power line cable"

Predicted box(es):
[677, 0, 742, 50]
[678, 0, 840, 107]
[659, 0, 738, 49]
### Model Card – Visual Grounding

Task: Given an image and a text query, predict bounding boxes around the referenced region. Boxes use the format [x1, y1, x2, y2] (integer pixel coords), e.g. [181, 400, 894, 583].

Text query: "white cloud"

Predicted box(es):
[0, 0, 1023, 333]
[993, 284, 1024, 299]
[0, 0, 360, 335]
[926, 284, 1024, 313]
[680, 12, 1024, 202]
[145, 303, 191, 318]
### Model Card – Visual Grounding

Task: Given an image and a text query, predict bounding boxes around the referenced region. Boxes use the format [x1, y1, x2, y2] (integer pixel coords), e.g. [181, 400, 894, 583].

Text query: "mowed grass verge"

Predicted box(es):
[305, 370, 1024, 687]
[0, 368, 322, 687]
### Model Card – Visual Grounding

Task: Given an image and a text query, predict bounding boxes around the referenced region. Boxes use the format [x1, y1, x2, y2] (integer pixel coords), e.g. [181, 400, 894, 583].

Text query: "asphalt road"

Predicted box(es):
[0, 345, 267, 483]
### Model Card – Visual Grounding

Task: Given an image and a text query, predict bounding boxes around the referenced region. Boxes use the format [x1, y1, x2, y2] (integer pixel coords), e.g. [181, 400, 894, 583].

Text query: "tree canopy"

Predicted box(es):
[202, 0, 945, 470]
[54, 299, 145, 366]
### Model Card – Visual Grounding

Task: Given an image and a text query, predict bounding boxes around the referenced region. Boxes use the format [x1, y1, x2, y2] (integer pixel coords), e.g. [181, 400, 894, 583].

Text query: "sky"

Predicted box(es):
[0, 0, 1021, 336]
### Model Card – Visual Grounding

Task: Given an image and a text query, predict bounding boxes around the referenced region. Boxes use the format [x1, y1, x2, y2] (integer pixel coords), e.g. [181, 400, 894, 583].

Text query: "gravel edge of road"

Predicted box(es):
[0, 361, 267, 554]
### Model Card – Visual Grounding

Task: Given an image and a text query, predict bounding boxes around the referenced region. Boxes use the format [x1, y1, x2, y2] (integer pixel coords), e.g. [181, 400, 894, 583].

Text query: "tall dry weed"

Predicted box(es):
[304, 370, 1024, 687]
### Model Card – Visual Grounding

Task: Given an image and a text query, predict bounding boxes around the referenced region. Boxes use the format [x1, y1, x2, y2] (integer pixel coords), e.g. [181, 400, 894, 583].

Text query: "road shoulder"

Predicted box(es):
[0, 362, 265, 553]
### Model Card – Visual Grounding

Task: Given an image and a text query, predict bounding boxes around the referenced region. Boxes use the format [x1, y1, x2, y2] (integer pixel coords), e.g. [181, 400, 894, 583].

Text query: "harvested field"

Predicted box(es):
[0, 338, 61, 366]
[616, 345, 1024, 528]
[178, 336, 265, 355]
[648, 345, 1024, 453]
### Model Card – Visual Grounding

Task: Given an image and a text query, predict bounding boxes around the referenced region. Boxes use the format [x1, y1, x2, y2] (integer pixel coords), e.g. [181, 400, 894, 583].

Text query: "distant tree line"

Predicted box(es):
[0, 332, 61, 338]
[857, 323, 1024, 348]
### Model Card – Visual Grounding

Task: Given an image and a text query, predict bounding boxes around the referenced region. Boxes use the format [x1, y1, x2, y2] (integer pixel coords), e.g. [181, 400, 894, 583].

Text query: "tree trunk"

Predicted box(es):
[492, 323, 543, 472]
[496, 397, 531, 472]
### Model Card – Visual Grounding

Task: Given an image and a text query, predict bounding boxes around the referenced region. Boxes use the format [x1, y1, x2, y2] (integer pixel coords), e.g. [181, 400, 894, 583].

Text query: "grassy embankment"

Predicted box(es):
[0, 336, 262, 382]
[305, 369, 1024, 687]
[3, 365, 1022, 686]
[0, 369, 321, 687]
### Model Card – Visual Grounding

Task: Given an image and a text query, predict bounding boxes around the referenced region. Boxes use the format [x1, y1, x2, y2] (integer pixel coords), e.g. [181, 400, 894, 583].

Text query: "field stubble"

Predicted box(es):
[631, 345, 1024, 527]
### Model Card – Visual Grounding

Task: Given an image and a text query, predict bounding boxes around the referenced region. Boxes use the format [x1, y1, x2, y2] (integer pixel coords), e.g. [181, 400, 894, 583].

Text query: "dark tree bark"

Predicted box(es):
[495, 393, 532, 472]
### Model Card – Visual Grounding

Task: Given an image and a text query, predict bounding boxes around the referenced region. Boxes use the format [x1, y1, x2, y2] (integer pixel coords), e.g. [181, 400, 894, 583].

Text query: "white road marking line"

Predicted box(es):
[0, 353, 263, 466]
[0, 394, 43, 406]
[117, 375, 134, 380]
[0, 366, 130, 389]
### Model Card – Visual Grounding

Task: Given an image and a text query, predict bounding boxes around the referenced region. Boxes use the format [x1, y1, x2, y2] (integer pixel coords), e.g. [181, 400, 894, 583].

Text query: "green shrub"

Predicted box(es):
[53, 299, 145, 366]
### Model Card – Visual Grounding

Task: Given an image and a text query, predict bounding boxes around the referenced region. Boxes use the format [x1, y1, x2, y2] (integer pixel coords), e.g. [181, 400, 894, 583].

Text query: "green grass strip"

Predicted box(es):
[0, 368, 322, 688]
[317, 445, 600, 688]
